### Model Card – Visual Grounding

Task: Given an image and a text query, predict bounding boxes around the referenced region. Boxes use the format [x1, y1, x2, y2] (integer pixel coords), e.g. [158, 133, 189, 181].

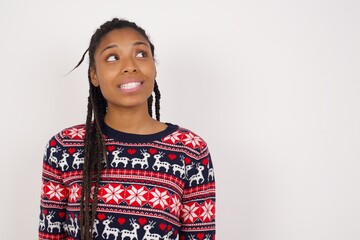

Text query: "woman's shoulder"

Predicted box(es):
[46, 123, 87, 148]
[163, 123, 209, 153]
[59, 123, 87, 140]
[51, 123, 87, 140]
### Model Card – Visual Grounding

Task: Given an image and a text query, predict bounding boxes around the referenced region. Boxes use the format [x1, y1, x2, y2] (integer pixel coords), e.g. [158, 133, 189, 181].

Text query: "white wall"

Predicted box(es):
[1, 0, 359, 239]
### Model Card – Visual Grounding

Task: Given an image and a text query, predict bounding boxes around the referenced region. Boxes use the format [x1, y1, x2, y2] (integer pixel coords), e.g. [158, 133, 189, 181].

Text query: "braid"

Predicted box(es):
[147, 81, 161, 120]
[80, 69, 107, 239]
[72, 18, 161, 240]
[154, 81, 161, 121]
[80, 92, 92, 239]
[147, 94, 153, 117]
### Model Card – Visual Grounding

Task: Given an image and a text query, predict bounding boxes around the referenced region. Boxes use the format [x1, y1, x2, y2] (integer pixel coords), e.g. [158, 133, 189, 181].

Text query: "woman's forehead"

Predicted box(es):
[97, 28, 149, 50]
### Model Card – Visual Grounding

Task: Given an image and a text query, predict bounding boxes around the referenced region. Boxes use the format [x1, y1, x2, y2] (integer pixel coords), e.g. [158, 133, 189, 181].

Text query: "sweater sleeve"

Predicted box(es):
[38, 136, 68, 240]
[180, 146, 216, 240]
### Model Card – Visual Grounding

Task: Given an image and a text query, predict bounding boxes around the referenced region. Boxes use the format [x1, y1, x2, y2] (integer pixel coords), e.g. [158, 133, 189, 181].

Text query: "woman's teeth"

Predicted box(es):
[120, 82, 141, 89]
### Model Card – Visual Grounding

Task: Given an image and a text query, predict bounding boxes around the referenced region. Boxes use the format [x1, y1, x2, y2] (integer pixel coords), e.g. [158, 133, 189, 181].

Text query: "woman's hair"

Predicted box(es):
[73, 18, 161, 239]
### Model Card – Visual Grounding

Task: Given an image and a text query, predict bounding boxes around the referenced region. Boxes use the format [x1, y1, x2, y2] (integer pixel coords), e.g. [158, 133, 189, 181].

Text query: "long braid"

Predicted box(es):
[80, 69, 107, 239]
[88, 80, 107, 238]
[80, 90, 93, 239]
[68, 18, 162, 240]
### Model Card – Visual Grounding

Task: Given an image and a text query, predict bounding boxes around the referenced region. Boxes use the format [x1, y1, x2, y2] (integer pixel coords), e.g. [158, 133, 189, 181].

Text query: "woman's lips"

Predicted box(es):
[120, 82, 141, 90]
[118, 81, 143, 92]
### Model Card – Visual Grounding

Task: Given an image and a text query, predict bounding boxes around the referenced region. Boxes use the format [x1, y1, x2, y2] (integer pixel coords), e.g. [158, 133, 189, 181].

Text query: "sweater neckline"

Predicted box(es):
[101, 121, 179, 143]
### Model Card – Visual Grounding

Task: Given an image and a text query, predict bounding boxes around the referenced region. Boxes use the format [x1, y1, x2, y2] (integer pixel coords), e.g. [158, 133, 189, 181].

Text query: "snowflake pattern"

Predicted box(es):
[200, 200, 215, 221]
[68, 184, 81, 203]
[181, 132, 204, 149]
[149, 188, 170, 210]
[162, 130, 205, 150]
[100, 184, 124, 204]
[162, 130, 183, 144]
[125, 185, 148, 206]
[44, 182, 68, 201]
[63, 127, 86, 140]
[169, 195, 182, 218]
[181, 203, 200, 223]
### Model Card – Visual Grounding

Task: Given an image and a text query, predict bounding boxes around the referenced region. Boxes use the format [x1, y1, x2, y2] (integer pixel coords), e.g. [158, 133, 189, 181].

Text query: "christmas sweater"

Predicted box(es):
[39, 122, 216, 240]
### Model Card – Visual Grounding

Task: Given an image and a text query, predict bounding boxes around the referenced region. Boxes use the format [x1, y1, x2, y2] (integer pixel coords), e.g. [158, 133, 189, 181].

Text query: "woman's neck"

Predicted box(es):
[103, 105, 166, 134]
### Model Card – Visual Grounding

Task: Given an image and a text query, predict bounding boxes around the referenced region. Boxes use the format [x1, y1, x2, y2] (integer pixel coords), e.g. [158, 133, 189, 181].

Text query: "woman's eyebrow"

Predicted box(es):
[133, 41, 150, 47]
[100, 44, 117, 54]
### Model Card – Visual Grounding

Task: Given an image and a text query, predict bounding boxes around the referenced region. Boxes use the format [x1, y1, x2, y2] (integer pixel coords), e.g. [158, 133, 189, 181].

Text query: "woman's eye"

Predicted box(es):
[136, 51, 147, 58]
[106, 55, 118, 62]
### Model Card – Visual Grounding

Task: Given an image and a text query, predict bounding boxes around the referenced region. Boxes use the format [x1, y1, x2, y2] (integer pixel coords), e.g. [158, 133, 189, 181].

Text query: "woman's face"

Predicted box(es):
[90, 28, 156, 112]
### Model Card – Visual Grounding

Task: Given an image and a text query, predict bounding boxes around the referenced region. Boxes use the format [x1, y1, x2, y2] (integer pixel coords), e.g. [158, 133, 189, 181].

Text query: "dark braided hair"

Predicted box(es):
[72, 18, 161, 239]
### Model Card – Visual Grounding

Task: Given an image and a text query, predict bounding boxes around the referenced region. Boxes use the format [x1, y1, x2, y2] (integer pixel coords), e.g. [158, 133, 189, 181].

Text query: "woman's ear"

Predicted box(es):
[90, 68, 100, 87]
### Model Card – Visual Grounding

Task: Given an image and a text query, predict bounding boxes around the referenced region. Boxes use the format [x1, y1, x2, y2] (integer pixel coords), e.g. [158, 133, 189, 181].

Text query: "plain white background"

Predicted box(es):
[1, 0, 359, 239]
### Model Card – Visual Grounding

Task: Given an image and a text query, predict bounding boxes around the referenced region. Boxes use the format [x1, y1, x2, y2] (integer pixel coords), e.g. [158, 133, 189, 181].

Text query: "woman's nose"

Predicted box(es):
[121, 58, 138, 74]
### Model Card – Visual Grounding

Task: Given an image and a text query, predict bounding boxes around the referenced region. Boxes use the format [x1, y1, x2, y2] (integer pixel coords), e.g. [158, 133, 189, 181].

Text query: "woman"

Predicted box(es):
[39, 18, 215, 240]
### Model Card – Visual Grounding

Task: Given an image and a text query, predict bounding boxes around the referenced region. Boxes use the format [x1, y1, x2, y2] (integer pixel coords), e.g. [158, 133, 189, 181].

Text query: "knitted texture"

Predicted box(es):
[39, 123, 215, 240]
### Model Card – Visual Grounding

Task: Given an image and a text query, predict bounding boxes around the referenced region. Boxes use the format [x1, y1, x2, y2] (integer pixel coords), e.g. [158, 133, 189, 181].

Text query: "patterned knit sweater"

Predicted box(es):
[39, 122, 215, 240]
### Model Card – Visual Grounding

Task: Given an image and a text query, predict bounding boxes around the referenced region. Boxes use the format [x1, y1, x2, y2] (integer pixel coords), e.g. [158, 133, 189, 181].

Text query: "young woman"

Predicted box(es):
[39, 18, 215, 240]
